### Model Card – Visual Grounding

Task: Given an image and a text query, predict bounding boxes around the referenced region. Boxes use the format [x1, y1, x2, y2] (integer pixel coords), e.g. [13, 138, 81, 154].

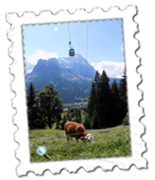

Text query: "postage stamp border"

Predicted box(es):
[4, 3, 150, 179]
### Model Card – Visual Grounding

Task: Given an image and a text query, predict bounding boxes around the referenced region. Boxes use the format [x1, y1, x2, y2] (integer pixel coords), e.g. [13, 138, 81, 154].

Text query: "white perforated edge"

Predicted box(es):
[7, 6, 146, 175]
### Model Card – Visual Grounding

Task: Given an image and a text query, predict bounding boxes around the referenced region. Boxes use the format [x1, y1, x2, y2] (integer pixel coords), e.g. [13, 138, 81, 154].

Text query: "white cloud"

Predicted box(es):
[91, 62, 96, 67]
[54, 27, 58, 31]
[28, 50, 58, 65]
[91, 60, 124, 78]
[121, 45, 124, 51]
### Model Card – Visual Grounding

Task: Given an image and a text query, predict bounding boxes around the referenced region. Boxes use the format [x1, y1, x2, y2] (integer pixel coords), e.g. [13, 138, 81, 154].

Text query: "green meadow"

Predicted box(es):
[29, 125, 131, 162]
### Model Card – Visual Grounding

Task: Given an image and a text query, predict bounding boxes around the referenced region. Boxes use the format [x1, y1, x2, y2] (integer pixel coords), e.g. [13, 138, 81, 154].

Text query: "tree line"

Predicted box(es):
[27, 84, 63, 129]
[26, 69, 128, 130]
[85, 69, 128, 129]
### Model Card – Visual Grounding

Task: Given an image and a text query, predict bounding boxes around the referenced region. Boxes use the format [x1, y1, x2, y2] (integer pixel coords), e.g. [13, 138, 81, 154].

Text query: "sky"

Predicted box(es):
[22, 19, 125, 78]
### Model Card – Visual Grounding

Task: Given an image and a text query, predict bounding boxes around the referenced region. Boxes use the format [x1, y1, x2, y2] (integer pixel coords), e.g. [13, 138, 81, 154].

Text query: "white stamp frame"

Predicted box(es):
[6, 6, 147, 176]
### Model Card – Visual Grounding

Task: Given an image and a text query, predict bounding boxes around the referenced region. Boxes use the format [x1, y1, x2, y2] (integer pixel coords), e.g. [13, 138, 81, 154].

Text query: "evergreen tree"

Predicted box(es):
[32, 95, 47, 129]
[91, 109, 100, 129]
[111, 79, 120, 126]
[83, 113, 91, 129]
[87, 82, 97, 118]
[27, 82, 36, 109]
[27, 82, 37, 129]
[94, 70, 100, 92]
[122, 112, 129, 126]
[97, 70, 113, 127]
[118, 68, 128, 123]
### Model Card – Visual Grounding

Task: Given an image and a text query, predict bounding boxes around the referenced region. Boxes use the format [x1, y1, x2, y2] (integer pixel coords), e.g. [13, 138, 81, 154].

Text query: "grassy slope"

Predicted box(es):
[29, 125, 131, 162]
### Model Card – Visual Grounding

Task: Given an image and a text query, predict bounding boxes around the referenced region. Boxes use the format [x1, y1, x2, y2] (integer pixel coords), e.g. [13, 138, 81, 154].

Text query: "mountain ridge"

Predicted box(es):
[26, 54, 122, 103]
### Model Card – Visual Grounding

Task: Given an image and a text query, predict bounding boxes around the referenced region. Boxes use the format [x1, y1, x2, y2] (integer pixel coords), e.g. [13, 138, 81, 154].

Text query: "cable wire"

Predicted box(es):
[86, 21, 89, 61]
[77, 22, 80, 55]
[67, 23, 71, 42]
[85, 21, 89, 82]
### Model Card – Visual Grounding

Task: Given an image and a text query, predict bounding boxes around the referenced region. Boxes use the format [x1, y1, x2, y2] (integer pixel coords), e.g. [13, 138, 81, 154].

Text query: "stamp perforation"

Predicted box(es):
[4, 3, 150, 180]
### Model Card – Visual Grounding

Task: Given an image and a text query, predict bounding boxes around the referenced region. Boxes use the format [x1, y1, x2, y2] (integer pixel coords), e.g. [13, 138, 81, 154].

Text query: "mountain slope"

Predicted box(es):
[25, 61, 35, 73]
[26, 54, 121, 104]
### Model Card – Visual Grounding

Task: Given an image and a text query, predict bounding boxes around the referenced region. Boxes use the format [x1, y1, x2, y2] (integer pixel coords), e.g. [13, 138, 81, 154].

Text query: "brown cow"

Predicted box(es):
[64, 121, 94, 145]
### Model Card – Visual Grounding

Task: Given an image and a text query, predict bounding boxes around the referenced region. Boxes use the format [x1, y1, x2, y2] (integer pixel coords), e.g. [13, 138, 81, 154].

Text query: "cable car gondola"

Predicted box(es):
[67, 24, 75, 57]
[69, 48, 75, 56]
[69, 41, 75, 56]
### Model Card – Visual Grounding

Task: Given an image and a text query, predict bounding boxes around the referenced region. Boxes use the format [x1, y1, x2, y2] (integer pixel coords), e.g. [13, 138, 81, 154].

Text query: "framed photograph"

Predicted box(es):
[7, 6, 147, 176]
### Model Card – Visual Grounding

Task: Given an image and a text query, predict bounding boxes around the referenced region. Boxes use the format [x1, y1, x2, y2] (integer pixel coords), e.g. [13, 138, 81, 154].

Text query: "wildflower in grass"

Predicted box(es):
[55, 148, 57, 149]
[33, 139, 35, 141]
